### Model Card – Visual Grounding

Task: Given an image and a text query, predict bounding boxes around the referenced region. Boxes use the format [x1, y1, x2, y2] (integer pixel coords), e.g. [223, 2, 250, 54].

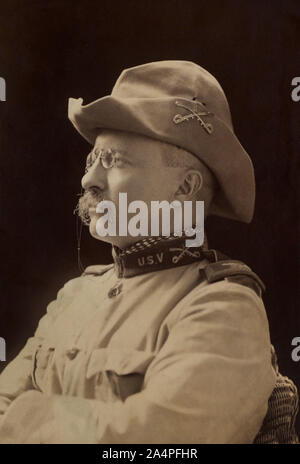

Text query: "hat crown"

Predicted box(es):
[112, 60, 233, 130]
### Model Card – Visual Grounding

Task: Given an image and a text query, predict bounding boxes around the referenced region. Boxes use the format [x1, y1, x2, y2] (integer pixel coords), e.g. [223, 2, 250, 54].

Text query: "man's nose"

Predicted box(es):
[81, 158, 107, 191]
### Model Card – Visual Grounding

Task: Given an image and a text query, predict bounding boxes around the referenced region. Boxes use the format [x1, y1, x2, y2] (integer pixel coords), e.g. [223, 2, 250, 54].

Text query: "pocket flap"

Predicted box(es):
[86, 348, 155, 379]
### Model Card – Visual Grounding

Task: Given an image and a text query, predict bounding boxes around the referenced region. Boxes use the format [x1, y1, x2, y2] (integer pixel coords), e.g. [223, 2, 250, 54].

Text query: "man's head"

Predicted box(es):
[70, 60, 256, 225]
[78, 129, 216, 248]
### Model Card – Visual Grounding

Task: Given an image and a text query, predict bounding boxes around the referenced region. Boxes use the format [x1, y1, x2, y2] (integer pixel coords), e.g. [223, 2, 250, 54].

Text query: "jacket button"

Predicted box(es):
[108, 283, 122, 298]
[66, 348, 79, 360]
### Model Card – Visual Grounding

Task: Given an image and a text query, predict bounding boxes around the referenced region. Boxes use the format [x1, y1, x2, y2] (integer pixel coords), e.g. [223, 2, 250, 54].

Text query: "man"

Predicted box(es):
[0, 61, 292, 443]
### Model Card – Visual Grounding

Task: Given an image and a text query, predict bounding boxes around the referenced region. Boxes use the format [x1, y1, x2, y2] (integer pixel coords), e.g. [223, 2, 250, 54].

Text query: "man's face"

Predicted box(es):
[79, 130, 184, 248]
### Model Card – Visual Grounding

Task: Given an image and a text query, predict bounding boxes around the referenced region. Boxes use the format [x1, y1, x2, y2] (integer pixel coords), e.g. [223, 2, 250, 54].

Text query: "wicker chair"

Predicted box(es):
[253, 345, 299, 444]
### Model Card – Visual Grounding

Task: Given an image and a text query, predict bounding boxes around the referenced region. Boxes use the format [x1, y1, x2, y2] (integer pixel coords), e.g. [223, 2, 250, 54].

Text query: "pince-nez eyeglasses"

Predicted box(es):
[85, 148, 122, 172]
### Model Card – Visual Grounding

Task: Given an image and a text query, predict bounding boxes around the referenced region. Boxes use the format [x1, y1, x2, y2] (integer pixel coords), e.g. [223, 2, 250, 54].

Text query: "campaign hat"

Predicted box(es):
[68, 60, 255, 223]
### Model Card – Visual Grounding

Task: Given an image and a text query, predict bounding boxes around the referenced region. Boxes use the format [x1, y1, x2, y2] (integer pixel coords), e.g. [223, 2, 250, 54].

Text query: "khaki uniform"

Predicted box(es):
[0, 255, 276, 443]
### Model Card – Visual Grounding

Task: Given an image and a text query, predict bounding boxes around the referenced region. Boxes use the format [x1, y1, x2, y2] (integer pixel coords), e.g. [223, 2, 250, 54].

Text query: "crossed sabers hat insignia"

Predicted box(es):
[173, 100, 214, 134]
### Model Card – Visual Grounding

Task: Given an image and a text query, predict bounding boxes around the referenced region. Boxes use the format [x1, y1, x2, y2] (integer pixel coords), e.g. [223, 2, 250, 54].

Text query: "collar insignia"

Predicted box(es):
[169, 246, 201, 263]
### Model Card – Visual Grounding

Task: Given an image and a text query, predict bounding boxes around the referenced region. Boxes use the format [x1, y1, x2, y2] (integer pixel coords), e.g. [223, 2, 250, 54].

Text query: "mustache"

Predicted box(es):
[74, 189, 104, 225]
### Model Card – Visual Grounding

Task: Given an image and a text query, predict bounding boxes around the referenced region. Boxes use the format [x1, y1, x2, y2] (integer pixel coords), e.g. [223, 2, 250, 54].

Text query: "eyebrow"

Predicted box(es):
[92, 147, 131, 158]
[92, 146, 127, 155]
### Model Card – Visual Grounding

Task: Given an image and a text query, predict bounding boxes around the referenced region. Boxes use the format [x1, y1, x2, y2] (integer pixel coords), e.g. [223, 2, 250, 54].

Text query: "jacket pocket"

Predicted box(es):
[86, 348, 155, 401]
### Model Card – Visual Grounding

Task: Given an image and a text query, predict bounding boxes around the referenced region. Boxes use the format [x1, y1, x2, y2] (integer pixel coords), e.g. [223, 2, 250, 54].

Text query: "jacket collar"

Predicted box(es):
[112, 234, 216, 278]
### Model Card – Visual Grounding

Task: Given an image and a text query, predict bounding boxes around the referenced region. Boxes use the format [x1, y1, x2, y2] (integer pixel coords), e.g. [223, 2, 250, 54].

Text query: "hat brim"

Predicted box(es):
[68, 96, 255, 223]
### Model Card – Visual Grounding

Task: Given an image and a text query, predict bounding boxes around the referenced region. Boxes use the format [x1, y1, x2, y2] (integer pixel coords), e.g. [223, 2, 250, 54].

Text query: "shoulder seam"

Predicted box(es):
[199, 259, 266, 295]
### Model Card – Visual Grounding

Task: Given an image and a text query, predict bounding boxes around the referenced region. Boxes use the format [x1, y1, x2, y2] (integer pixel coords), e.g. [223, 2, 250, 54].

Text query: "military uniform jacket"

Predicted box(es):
[0, 242, 276, 444]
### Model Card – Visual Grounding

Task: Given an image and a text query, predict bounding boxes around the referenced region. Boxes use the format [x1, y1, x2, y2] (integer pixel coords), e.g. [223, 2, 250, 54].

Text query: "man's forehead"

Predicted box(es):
[94, 131, 132, 152]
[95, 130, 153, 148]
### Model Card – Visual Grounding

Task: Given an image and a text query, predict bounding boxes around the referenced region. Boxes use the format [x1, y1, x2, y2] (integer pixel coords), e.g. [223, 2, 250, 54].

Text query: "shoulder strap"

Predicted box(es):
[82, 263, 114, 277]
[200, 252, 266, 298]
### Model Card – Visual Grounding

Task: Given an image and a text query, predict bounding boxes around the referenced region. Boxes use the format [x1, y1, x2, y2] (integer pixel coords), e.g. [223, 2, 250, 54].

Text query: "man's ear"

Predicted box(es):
[175, 170, 203, 200]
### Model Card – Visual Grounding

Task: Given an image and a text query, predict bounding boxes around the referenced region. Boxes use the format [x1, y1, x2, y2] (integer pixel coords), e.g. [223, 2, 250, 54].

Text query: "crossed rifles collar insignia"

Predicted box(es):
[173, 99, 214, 134]
[169, 246, 201, 264]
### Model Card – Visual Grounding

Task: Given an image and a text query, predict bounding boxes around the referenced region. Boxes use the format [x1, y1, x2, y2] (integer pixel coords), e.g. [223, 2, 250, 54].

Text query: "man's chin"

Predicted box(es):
[89, 221, 110, 242]
[88, 224, 142, 249]
[88, 221, 120, 247]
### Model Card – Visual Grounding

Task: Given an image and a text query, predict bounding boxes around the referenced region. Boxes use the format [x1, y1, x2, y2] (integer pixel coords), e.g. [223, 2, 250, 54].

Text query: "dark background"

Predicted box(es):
[0, 0, 299, 435]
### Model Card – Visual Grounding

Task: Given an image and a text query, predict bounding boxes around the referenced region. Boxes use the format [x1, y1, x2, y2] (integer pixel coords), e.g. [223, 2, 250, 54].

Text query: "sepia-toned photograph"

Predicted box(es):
[0, 0, 299, 446]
